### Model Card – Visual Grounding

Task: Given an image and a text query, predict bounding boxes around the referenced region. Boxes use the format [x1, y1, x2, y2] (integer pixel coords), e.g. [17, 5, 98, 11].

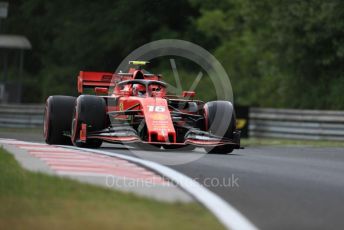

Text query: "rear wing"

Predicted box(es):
[77, 71, 115, 93]
[77, 70, 162, 94]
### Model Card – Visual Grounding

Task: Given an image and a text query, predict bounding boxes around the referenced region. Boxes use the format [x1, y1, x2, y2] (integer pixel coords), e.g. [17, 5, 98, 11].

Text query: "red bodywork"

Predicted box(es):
[75, 68, 238, 147]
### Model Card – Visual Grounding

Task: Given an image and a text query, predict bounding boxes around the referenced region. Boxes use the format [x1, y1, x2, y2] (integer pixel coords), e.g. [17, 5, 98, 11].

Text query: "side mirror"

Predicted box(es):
[182, 91, 196, 98]
[94, 87, 109, 95]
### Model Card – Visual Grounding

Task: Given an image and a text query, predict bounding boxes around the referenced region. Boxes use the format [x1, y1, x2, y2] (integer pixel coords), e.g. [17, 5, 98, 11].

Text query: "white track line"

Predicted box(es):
[61, 145, 258, 230]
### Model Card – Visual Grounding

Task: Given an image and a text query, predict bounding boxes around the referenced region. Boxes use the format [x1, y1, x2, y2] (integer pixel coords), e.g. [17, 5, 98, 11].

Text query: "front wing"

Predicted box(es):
[83, 126, 240, 148]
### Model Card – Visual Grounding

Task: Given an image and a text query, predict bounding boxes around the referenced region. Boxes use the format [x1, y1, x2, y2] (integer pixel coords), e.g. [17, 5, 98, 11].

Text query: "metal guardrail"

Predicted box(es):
[0, 104, 344, 141]
[249, 108, 344, 141]
[0, 104, 44, 128]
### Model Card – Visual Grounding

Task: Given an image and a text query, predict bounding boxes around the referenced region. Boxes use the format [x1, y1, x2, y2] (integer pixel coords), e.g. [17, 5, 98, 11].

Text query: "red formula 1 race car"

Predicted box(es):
[44, 61, 240, 154]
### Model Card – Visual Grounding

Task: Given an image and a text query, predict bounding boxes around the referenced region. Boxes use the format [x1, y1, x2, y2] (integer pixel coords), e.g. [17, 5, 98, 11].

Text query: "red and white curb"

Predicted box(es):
[0, 139, 192, 203]
[0, 138, 258, 230]
[0, 139, 165, 184]
[63, 145, 259, 230]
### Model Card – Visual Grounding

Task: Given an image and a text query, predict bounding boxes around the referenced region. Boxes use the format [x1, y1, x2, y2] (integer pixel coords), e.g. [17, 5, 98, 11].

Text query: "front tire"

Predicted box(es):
[44, 96, 76, 145]
[71, 95, 106, 148]
[203, 101, 236, 154]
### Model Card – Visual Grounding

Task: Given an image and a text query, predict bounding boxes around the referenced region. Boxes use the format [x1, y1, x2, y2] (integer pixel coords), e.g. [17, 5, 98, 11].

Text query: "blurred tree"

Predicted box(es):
[5, 0, 344, 109]
[193, 0, 344, 109]
[6, 0, 199, 101]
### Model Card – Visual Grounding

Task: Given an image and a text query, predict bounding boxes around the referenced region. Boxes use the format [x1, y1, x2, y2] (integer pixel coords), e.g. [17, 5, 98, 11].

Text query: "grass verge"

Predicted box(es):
[0, 148, 224, 230]
[242, 137, 344, 148]
[0, 127, 41, 133]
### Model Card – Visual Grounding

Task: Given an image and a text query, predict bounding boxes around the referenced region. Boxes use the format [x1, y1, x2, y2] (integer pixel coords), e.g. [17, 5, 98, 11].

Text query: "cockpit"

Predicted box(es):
[115, 79, 167, 98]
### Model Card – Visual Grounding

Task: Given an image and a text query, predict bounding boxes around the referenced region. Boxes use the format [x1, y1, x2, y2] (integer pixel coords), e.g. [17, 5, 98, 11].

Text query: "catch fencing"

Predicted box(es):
[0, 104, 44, 128]
[249, 108, 344, 141]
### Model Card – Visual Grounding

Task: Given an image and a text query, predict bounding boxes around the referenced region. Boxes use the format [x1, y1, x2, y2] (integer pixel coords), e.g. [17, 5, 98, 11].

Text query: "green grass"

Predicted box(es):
[242, 138, 344, 148]
[0, 149, 224, 230]
[0, 127, 41, 133]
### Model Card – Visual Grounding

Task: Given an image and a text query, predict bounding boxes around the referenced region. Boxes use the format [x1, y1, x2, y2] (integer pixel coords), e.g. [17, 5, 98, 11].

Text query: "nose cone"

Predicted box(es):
[140, 98, 176, 143]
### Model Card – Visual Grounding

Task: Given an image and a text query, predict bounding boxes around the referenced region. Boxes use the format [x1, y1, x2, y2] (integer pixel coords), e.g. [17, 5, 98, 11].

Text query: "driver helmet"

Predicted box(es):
[133, 84, 146, 96]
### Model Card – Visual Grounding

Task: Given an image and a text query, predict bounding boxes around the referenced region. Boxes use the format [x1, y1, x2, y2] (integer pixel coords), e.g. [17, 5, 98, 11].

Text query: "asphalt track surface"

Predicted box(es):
[102, 145, 344, 230]
[2, 131, 344, 230]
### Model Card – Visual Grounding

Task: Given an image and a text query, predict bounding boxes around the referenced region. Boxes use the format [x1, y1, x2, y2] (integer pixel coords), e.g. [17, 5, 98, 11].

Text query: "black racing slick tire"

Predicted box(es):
[44, 96, 76, 145]
[203, 101, 236, 154]
[71, 95, 106, 148]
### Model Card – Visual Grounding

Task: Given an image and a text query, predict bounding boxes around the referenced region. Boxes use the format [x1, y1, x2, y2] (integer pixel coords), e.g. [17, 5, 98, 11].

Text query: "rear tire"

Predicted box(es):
[203, 101, 236, 154]
[44, 96, 76, 145]
[71, 95, 106, 148]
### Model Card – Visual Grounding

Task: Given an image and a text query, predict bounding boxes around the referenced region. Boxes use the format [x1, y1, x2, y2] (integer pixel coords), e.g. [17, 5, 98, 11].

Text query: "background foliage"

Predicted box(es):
[3, 0, 344, 109]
